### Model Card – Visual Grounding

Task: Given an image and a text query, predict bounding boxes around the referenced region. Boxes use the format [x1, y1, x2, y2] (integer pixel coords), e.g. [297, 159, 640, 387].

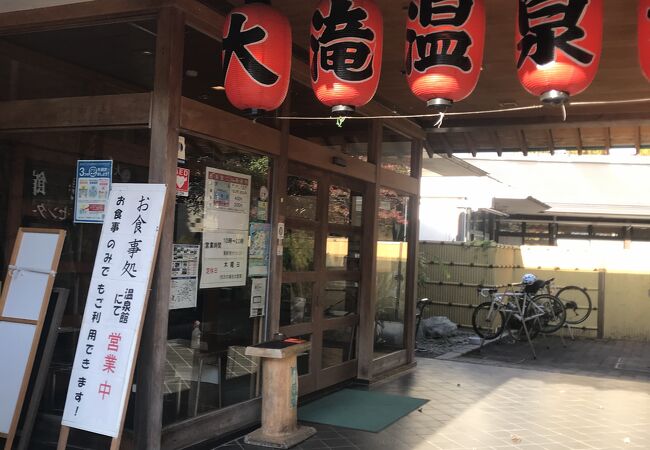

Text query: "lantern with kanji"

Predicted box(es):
[222, 0, 291, 115]
[640, 0, 650, 81]
[515, 0, 603, 104]
[405, 0, 485, 110]
[310, 0, 383, 116]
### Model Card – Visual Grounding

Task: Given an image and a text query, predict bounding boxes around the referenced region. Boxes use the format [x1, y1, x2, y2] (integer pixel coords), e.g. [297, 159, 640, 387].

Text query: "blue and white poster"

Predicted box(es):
[74, 160, 113, 223]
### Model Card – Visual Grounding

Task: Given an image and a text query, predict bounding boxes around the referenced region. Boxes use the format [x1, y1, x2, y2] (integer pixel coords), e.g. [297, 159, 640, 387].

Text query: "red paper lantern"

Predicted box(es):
[310, 0, 383, 115]
[405, 0, 486, 110]
[515, 0, 603, 104]
[640, 0, 650, 81]
[222, 0, 291, 114]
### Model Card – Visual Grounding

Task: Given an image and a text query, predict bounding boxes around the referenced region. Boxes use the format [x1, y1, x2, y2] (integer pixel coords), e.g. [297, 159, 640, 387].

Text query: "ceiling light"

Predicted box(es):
[211, 85, 225, 91]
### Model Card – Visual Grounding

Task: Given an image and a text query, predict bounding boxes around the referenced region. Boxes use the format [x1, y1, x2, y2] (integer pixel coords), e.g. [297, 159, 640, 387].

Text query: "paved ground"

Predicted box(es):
[458, 336, 650, 381]
[213, 351, 650, 450]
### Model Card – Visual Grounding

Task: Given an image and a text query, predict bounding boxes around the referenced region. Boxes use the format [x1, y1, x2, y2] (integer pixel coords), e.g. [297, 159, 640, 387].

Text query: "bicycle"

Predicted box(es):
[472, 279, 567, 343]
[541, 281, 593, 325]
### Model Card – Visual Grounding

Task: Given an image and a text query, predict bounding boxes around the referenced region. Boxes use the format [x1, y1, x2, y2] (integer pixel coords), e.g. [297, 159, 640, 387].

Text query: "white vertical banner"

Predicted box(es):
[61, 184, 166, 437]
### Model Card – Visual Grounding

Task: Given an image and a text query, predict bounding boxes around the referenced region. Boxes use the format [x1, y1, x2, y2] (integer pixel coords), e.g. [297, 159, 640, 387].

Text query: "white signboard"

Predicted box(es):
[200, 230, 247, 288]
[250, 277, 267, 318]
[203, 167, 251, 231]
[200, 167, 251, 289]
[62, 184, 166, 438]
[170, 244, 200, 310]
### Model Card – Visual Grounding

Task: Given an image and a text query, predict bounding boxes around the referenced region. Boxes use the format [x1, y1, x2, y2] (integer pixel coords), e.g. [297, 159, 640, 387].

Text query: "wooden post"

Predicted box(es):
[267, 99, 291, 339]
[134, 7, 184, 450]
[405, 139, 423, 363]
[357, 120, 382, 382]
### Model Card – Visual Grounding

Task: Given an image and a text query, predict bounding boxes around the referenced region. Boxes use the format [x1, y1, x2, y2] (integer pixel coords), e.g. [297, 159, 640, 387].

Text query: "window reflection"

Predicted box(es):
[280, 282, 313, 326]
[322, 281, 359, 318]
[326, 234, 361, 271]
[287, 176, 318, 221]
[381, 128, 412, 176]
[322, 326, 356, 369]
[374, 189, 410, 357]
[283, 229, 315, 272]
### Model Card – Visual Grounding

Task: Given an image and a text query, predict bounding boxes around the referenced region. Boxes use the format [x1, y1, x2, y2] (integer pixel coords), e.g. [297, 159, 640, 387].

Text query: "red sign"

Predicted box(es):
[176, 167, 189, 197]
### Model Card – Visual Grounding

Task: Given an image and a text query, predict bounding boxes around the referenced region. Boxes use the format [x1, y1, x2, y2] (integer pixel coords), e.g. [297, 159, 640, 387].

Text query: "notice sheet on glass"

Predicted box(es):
[74, 160, 113, 223]
[250, 277, 267, 318]
[248, 223, 271, 277]
[170, 244, 200, 310]
[200, 167, 251, 289]
[62, 184, 166, 437]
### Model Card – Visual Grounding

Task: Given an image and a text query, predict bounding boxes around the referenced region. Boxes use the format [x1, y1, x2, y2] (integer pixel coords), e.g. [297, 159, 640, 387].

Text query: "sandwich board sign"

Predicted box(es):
[60, 183, 166, 448]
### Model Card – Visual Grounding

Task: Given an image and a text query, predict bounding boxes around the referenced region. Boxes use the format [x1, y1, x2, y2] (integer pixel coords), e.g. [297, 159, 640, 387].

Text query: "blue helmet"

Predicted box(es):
[522, 273, 537, 285]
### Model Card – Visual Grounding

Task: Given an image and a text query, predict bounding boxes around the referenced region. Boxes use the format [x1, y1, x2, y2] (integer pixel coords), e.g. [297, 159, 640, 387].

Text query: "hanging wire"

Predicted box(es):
[264, 97, 650, 123]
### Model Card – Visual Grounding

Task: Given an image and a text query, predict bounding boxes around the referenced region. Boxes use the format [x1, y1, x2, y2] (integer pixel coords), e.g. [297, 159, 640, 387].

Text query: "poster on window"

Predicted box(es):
[203, 167, 251, 231]
[248, 223, 271, 277]
[170, 244, 200, 310]
[74, 160, 113, 224]
[62, 184, 166, 438]
[200, 230, 248, 288]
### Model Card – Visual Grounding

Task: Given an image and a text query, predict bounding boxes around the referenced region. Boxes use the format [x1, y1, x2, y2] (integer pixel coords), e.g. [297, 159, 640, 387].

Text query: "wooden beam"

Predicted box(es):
[437, 133, 454, 157]
[576, 128, 584, 155]
[0, 93, 151, 130]
[491, 131, 503, 157]
[180, 97, 282, 156]
[604, 127, 611, 155]
[135, 8, 184, 450]
[379, 169, 419, 196]
[546, 129, 555, 155]
[0, 0, 166, 34]
[517, 129, 529, 156]
[635, 126, 642, 155]
[463, 132, 477, 157]
[427, 113, 650, 133]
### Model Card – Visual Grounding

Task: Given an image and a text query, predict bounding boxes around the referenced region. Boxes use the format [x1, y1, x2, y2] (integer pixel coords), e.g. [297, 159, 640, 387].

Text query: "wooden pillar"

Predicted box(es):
[404, 139, 422, 364]
[134, 7, 184, 450]
[357, 120, 382, 381]
[267, 99, 291, 338]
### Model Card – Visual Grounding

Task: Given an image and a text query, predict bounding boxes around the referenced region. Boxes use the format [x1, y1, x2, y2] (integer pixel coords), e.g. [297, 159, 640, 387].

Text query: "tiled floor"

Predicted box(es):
[215, 355, 650, 450]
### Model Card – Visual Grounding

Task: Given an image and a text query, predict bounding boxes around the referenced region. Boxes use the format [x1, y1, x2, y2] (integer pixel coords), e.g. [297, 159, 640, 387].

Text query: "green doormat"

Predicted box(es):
[298, 389, 428, 432]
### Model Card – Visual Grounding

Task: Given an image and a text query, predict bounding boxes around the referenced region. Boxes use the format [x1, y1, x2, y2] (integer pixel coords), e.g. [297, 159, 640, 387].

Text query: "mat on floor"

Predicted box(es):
[298, 388, 428, 432]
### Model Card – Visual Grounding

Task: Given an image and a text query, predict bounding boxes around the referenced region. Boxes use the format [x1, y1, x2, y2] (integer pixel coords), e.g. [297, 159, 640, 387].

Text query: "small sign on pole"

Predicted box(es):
[59, 183, 167, 448]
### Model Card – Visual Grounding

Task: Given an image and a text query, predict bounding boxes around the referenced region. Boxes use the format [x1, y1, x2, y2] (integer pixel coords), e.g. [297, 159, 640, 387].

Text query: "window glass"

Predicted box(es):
[0, 129, 150, 439]
[374, 189, 410, 357]
[322, 326, 356, 369]
[322, 281, 359, 318]
[286, 176, 318, 221]
[381, 128, 412, 176]
[280, 282, 314, 327]
[165, 134, 271, 425]
[326, 233, 361, 271]
[0, 20, 156, 101]
[283, 229, 315, 272]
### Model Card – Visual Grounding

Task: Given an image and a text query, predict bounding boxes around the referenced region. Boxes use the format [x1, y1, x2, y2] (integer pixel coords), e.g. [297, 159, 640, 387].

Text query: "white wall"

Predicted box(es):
[0, 0, 92, 13]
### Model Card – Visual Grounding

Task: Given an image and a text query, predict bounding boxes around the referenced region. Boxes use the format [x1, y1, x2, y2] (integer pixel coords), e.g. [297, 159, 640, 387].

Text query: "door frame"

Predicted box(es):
[280, 163, 366, 394]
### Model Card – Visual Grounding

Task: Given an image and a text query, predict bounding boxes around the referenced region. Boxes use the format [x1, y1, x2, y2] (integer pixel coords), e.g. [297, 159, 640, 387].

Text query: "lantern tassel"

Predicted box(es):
[434, 111, 446, 128]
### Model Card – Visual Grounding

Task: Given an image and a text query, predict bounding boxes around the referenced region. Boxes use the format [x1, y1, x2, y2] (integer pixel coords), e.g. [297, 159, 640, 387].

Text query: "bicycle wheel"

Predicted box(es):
[530, 294, 566, 334]
[556, 286, 592, 325]
[472, 302, 505, 340]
